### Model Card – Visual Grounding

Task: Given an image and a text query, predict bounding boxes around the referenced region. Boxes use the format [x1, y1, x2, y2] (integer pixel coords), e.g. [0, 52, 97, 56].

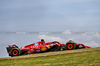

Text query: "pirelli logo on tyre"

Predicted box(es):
[41, 47, 47, 51]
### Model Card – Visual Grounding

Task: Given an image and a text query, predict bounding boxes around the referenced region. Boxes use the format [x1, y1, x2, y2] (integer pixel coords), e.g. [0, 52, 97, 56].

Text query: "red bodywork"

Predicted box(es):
[6, 40, 91, 56]
[76, 44, 91, 48]
[20, 41, 65, 55]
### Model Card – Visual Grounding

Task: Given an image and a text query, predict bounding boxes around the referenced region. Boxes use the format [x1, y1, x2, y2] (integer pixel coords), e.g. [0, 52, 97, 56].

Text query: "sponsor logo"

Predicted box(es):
[28, 49, 35, 53]
[36, 50, 40, 52]
[36, 48, 41, 49]
[41, 47, 47, 51]
[34, 43, 39, 46]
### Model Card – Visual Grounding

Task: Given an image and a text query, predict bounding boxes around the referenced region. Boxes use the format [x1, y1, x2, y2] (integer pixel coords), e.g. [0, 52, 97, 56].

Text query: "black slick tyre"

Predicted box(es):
[66, 43, 76, 50]
[10, 48, 20, 57]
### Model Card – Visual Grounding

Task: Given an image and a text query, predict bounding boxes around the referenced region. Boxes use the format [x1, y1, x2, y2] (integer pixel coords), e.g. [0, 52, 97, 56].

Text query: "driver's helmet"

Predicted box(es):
[41, 39, 45, 45]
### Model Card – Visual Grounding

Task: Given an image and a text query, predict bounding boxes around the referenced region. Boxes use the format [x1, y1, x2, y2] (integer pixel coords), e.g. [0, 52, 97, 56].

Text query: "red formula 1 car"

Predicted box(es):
[6, 39, 91, 57]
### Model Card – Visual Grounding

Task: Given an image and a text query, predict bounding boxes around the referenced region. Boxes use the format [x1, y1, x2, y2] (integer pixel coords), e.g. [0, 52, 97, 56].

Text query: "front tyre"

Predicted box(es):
[66, 43, 76, 50]
[67, 43, 74, 50]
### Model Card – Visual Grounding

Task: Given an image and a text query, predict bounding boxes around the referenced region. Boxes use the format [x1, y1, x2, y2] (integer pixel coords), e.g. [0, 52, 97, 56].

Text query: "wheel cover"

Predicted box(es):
[67, 44, 74, 49]
[12, 50, 18, 56]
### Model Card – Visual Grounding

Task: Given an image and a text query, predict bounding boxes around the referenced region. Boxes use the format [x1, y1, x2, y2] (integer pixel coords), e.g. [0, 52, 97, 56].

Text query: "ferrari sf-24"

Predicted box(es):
[6, 39, 91, 57]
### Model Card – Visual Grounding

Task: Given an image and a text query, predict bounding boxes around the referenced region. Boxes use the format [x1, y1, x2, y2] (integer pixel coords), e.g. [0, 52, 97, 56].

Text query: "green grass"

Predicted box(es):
[0, 51, 100, 66]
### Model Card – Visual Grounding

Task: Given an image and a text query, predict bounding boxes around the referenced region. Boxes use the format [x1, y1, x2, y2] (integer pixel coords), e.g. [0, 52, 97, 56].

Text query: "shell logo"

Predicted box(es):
[41, 47, 47, 51]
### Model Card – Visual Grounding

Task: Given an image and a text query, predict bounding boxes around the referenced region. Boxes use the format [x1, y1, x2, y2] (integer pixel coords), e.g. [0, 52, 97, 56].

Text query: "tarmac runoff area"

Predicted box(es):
[0, 47, 100, 60]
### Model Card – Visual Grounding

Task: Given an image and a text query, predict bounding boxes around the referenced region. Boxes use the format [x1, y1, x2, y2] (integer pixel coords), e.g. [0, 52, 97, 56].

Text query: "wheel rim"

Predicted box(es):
[67, 44, 74, 49]
[12, 50, 18, 56]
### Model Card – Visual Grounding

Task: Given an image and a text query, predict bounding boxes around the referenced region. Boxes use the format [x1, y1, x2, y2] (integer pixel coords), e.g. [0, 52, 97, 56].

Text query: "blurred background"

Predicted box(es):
[0, 0, 100, 58]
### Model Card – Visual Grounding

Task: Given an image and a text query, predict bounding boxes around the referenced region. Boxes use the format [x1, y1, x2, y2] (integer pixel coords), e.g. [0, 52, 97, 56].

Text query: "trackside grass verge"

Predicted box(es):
[0, 47, 100, 66]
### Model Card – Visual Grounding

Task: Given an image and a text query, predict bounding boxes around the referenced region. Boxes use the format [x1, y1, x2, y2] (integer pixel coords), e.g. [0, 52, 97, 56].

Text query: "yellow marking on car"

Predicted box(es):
[58, 44, 60, 47]
[46, 46, 51, 49]
[41, 47, 47, 51]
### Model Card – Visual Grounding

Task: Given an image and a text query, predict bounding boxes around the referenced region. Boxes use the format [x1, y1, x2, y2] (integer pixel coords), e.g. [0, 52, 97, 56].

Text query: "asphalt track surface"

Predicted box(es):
[0, 47, 100, 60]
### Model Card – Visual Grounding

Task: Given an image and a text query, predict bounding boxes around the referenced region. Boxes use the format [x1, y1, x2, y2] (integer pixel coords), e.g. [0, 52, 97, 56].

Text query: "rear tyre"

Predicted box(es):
[10, 48, 20, 57]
